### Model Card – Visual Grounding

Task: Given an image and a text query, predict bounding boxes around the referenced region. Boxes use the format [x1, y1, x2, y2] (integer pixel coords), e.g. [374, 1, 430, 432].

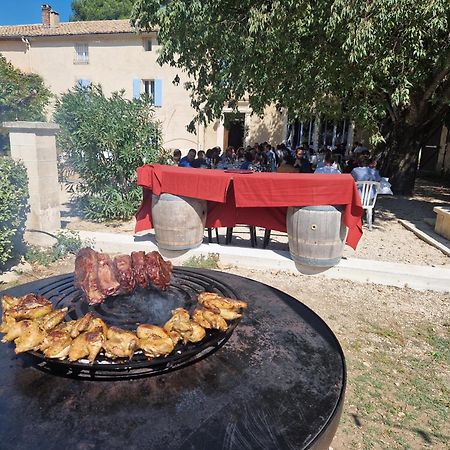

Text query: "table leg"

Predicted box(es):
[263, 229, 271, 248]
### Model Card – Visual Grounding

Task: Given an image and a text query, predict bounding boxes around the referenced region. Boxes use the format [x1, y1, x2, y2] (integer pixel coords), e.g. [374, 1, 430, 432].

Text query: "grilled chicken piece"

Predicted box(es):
[2, 319, 47, 353]
[145, 251, 172, 290]
[74, 248, 106, 305]
[113, 254, 135, 295]
[197, 292, 247, 320]
[70, 312, 94, 338]
[87, 317, 108, 334]
[163, 308, 193, 344]
[136, 324, 175, 358]
[192, 308, 228, 331]
[102, 327, 138, 359]
[40, 330, 72, 359]
[54, 320, 77, 334]
[68, 330, 104, 362]
[131, 251, 148, 289]
[1, 295, 22, 315]
[189, 322, 206, 343]
[38, 308, 68, 331]
[0, 315, 16, 334]
[96, 253, 121, 297]
[8, 294, 53, 320]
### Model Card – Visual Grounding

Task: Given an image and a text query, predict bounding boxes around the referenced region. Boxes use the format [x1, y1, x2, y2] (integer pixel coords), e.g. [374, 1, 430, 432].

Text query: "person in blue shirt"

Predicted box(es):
[240, 151, 254, 170]
[351, 155, 381, 182]
[315, 151, 341, 174]
[179, 149, 196, 167]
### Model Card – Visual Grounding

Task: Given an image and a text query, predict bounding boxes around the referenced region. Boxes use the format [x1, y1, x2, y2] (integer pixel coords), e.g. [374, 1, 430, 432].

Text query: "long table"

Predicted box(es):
[135, 164, 363, 249]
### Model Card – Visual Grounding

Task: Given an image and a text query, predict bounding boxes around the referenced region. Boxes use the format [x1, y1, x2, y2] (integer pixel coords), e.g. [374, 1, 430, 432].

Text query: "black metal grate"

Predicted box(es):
[22, 268, 240, 380]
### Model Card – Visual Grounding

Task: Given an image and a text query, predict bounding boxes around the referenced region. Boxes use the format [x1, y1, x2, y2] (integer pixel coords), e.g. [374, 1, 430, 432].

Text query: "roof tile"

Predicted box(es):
[0, 19, 144, 38]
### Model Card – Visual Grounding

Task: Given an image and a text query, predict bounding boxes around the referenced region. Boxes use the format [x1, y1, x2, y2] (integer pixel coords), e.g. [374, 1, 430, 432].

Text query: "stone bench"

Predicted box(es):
[433, 206, 450, 240]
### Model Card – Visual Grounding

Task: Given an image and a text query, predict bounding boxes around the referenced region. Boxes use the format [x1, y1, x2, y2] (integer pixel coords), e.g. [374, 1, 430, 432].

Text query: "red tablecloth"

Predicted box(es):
[135, 165, 363, 249]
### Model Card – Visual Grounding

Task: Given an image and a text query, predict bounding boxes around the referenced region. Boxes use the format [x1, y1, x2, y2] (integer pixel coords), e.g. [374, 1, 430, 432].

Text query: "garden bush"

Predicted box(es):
[0, 157, 29, 270]
[54, 84, 163, 221]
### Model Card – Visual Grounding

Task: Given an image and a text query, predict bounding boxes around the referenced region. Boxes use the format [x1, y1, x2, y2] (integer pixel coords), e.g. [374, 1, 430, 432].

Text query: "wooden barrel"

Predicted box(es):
[287, 205, 347, 267]
[151, 193, 207, 250]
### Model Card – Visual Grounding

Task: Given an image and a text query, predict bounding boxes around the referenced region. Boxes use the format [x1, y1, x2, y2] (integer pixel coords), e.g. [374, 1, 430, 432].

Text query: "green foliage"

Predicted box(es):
[25, 230, 93, 267]
[54, 84, 163, 221]
[0, 53, 51, 123]
[132, 0, 450, 193]
[71, 0, 135, 20]
[182, 253, 220, 269]
[0, 158, 29, 270]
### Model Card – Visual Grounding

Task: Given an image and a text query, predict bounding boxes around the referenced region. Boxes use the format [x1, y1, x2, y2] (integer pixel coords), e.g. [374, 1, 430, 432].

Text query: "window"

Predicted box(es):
[133, 78, 162, 106]
[144, 39, 152, 51]
[143, 80, 155, 101]
[74, 43, 89, 63]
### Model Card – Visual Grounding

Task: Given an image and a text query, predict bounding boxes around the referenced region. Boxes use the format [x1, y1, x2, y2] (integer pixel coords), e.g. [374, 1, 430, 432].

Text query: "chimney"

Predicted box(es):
[41, 4, 51, 27]
[50, 10, 60, 27]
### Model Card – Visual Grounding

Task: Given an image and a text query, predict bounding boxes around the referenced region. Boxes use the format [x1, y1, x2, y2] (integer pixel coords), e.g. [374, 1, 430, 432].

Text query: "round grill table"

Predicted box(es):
[0, 269, 345, 450]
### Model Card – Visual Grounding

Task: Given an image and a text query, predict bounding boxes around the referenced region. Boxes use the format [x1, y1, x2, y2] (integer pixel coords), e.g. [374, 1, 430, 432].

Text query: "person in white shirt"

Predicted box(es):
[315, 151, 341, 174]
[351, 155, 381, 182]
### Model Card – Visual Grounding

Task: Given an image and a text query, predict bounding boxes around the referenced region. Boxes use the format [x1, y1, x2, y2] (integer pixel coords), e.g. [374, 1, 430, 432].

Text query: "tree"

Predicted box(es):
[131, 0, 450, 194]
[0, 54, 51, 123]
[71, 0, 135, 21]
[54, 84, 163, 221]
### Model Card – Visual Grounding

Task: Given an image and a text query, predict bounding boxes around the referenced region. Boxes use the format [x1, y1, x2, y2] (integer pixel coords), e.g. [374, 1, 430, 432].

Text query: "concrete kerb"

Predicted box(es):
[76, 230, 450, 293]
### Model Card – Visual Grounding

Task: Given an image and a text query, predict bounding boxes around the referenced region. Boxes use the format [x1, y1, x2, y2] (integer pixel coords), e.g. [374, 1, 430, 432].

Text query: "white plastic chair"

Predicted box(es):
[356, 181, 380, 230]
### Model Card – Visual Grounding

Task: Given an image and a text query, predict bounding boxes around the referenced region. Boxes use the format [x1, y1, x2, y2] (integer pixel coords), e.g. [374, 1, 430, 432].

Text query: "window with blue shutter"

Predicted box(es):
[154, 79, 162, 107]
[133, 78, 141, 99]
[76, 79, 90, 88]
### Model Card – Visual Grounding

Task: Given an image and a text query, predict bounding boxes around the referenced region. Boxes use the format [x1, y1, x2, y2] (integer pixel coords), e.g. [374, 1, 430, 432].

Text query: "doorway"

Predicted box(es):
[224, 113, 245, 149]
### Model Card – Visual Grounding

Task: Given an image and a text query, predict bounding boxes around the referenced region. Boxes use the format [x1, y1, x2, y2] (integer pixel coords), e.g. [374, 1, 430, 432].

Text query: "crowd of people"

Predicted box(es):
[171, 141, 383, 183]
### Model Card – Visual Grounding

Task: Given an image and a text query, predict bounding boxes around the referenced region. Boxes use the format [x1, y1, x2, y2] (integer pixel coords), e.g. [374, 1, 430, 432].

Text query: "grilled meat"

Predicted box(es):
[38, 308, 68, 331]
[192, 308, 228, 331]
[2, 319, 47, 353]
[198, 292, 248, 320]
[97, 253, 121, 297]
[74, 248, 106, 305]
[103, 327, 138, 359]
[136, 324, 175, 358]
[68, 330, 104, 362]
[113, 254, 135, 295]
[145, 251, 172, 290]
[131, 251, 148, 289]
[7, 294, 53, 320]
[40, 330, 72, 359]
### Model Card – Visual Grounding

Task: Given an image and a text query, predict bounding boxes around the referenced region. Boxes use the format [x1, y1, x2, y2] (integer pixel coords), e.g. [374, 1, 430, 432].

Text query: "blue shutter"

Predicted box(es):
[133, 78, 141, 99]
[154, 79, 162, 107]
[77, 79, 90, 88]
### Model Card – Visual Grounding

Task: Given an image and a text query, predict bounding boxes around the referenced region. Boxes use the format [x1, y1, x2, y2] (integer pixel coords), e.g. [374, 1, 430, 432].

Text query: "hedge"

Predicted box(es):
[0, 157, 29, 270]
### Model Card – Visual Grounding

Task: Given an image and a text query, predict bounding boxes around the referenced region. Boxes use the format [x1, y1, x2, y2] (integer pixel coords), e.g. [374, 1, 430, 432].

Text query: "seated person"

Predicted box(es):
[315, 151, 341, 174]
[351, 155, 381, 182]
[277, 150, 298, 173]
[240, 151, 254, 170]
[293, 147, 313, 173]
[191, 150, 208, 168]
[179, 148, 196, 168]
[172, 149, 181, 165]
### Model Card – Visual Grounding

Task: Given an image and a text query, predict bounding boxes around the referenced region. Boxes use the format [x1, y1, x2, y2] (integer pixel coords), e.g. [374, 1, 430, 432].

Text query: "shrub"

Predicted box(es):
[54, 84, 163, 221]
[0, 157, 29, 270]
[25, 230, 94, 266]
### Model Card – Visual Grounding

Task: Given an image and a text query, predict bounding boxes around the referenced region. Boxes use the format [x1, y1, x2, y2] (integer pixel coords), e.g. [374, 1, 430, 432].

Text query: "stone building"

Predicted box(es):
[0, 4, 286, 151]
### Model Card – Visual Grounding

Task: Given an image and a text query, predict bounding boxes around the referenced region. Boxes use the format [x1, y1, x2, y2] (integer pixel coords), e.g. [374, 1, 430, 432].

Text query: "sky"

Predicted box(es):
[0, 0, 72, 25]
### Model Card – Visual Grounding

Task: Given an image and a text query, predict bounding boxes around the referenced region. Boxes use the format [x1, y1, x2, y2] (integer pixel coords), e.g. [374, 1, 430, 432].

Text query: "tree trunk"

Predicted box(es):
[378, 121, 422, 195]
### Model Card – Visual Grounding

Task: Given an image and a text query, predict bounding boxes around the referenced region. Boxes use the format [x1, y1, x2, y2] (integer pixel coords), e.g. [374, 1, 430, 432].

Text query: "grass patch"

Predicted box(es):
[182, 253, 220, 269]
[25, 230, 94, 267]
[342, 319, 450, 449]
